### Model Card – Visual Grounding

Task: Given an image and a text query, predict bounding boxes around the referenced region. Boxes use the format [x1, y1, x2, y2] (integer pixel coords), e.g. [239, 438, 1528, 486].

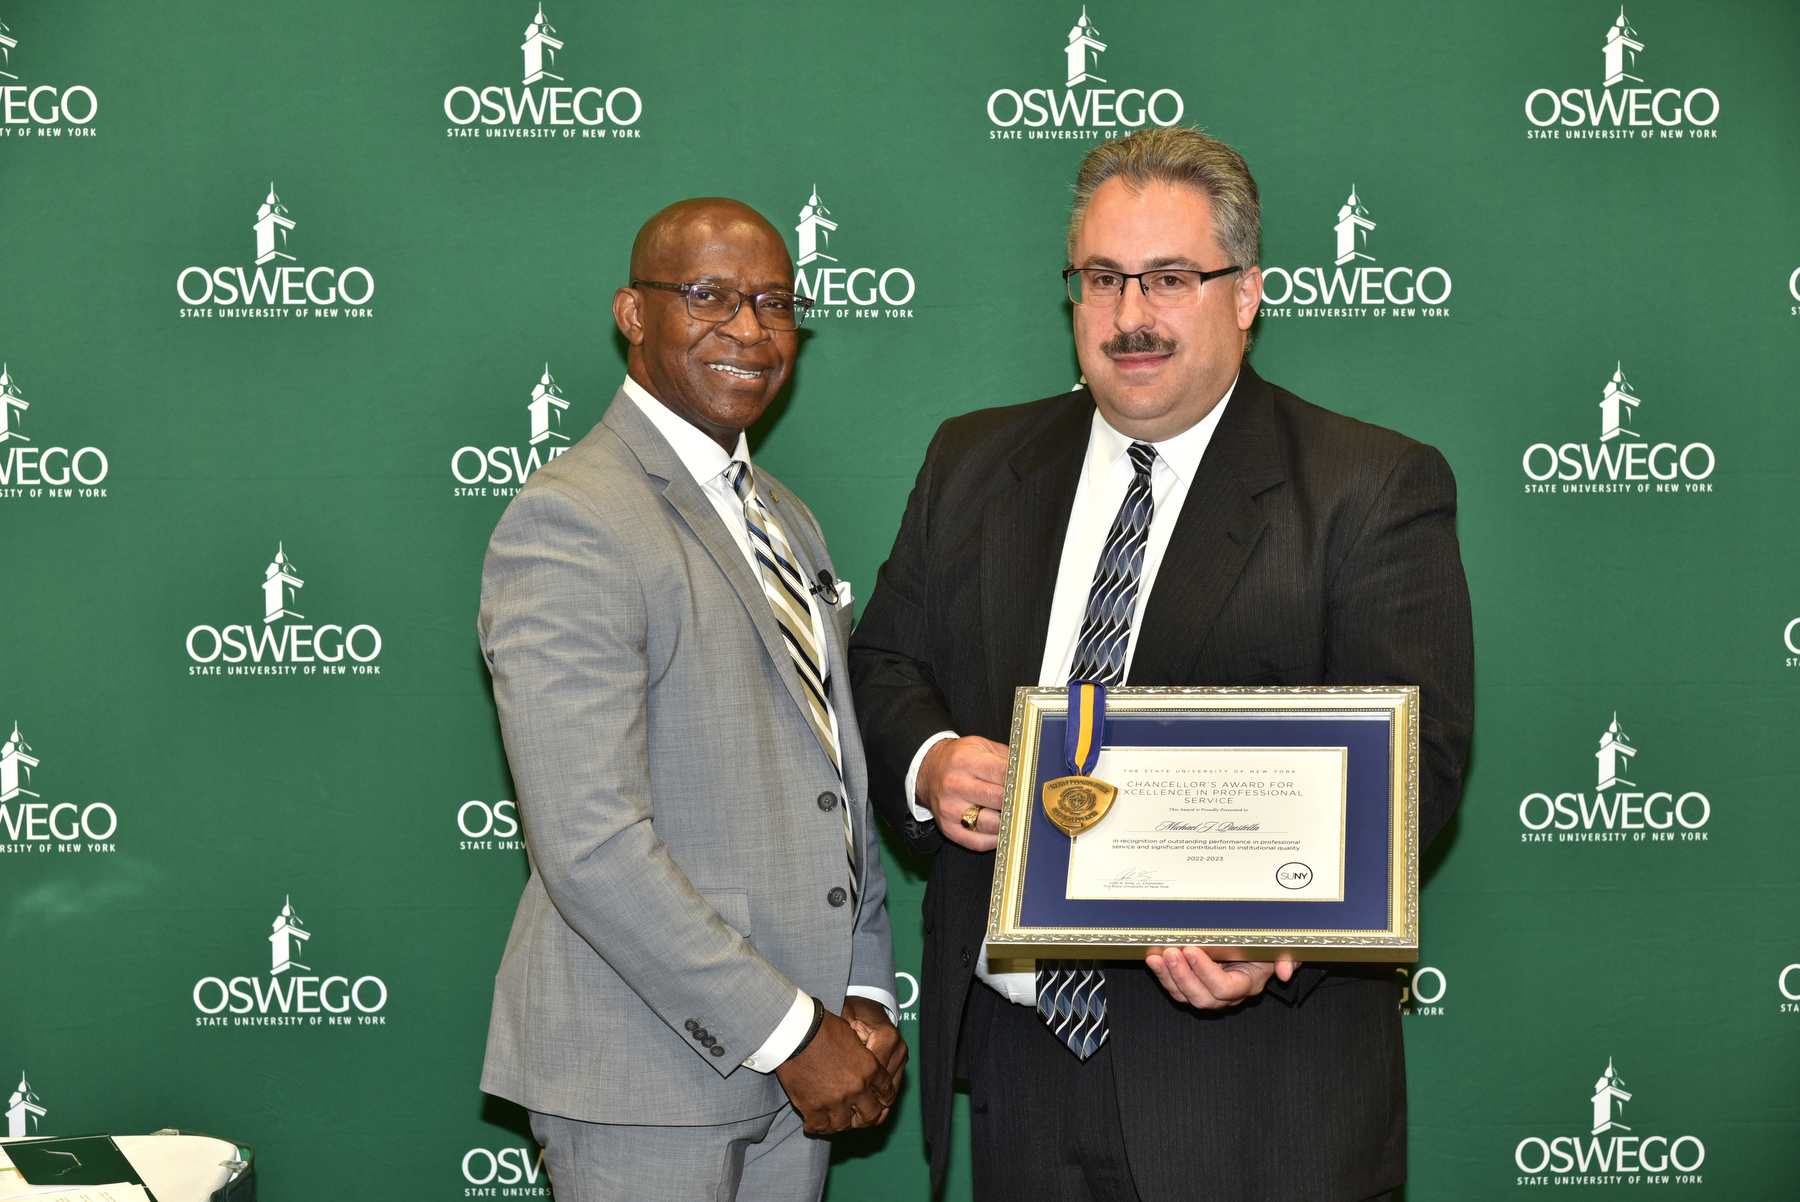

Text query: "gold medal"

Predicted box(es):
[1042, 774, 1118, 836]
[1043, 681, 1116, 836]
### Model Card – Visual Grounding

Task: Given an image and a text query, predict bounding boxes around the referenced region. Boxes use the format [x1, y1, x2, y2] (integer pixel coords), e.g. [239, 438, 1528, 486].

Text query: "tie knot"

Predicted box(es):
[1127, 442, 1156, 477]
[727, 460, 753, 502]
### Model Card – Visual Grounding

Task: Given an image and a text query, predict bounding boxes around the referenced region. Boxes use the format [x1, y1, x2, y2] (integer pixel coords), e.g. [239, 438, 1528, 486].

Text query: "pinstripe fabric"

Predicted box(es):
[729, 462, 856, 897]
[1037, 441, 1157, 1060]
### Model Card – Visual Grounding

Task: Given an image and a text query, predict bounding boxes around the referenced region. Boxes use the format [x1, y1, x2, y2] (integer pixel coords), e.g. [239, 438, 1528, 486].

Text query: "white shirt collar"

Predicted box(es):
[621, 374, 751, 488]
[1088, 372, 1237, 487]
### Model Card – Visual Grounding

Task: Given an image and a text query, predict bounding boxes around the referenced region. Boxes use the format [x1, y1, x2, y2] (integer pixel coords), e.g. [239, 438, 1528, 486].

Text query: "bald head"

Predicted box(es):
[613, 197, 800, 454]
[629, 198, 791, 283]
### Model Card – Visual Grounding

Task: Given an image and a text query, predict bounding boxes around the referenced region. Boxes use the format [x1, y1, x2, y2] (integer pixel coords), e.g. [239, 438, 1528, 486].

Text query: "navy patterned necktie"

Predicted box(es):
[1037, 440, 1157, 1059]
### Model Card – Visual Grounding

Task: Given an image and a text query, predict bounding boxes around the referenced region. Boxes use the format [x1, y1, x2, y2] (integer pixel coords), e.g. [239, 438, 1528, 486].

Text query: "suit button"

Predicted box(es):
[684, 1019, 699, 1032]
[710, 1045, 725, 1056]
[924, 916, 933, 934]
[827, 887, 848, 907]
[694, 1028, 709, 1041]
[960, 946, 971, 967]
[817, 791, 839, 812]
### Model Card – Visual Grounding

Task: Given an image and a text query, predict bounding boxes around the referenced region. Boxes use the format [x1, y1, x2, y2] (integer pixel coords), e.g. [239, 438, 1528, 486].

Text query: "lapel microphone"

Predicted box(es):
[809, 568, 837, 598]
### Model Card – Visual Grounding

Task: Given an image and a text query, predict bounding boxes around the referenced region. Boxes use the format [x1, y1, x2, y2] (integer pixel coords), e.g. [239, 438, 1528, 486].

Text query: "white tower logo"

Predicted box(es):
[253, 185, 296, 266]
[1334, 187, 1376, 266]
[1065, 7, 1106, 89]
[0, 19, 16, 83]
[1, 723, 39, 803]
[0, 364, 28, 443]
[6, 1073, 45, 1139]
[527, 365, 568, 446]
[269, 896, 311, 975]
[522, 5, 563, 86]
[795, 188, 837, 268]
[1599, 363, 1639, 441]
[263, 544, 304, 625]
[1602, 8, 1643, 88]
[1595, 714, 1636, 791]
[1590, 1059, 1632, 1135]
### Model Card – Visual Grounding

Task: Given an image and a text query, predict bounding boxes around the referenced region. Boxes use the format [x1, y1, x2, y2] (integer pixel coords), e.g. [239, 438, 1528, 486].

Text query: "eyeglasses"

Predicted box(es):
[1063, 265, 1243, 307]
[630, 279, 813, 330]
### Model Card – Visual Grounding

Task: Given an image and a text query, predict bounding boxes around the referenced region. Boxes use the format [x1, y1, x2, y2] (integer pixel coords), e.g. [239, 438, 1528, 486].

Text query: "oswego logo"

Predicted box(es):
[175, 186, 375, 320]
[184, 545, 384, 677]
[192, 897, 391, 1028]
[460, 1144, 548, 1195]
[1398, 965, 1446, 1016]
[1525, 8, 1720, 141]
[0, 363, 110, 501]
[1518, 714, 1711, 844]
[450, 365, 575, 497]
[6, 1072, 46, 1138]
[0, 17, 99, 139]
[790, 188, 916, 321]
[443, 3, 643, 141]
[987, 8, 1184, 141]
[457, 798, 523, 851]
[1521, 364, 1715, 495]
[1514, 1059, 1705, 1185]
[1260, 186, 1452, 320]
[0, 721, 119, 854]
[1779, 962, 1800, 1013]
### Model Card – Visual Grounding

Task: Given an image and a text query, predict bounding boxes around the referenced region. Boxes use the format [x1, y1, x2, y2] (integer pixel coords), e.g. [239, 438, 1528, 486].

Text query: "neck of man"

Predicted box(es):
[1093, 355, 1240, 444]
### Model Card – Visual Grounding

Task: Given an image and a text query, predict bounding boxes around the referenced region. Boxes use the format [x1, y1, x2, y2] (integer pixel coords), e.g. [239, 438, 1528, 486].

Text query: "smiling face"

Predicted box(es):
[614, 199, 798, 452]
[1070, 177, 1263, 442]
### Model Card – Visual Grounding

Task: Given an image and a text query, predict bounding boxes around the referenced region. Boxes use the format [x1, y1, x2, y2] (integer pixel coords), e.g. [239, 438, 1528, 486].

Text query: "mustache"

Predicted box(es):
[1100, 329, 1178, 357]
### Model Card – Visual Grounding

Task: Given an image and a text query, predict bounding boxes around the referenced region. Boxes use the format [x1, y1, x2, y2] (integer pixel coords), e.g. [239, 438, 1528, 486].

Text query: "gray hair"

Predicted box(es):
[1067, 127, 1260, 271]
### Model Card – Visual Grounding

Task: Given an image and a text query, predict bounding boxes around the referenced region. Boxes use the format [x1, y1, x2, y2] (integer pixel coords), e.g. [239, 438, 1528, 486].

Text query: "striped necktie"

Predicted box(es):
[1037, 440, 1157, 1060]
[727, 462, 856, 899]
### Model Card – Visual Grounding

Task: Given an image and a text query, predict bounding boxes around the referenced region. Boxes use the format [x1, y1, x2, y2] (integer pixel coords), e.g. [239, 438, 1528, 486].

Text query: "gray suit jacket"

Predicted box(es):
[478, 388, 894, 1126]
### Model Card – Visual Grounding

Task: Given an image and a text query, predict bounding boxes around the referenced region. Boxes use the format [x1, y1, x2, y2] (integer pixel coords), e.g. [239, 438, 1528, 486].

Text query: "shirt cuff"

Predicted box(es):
[904, 731, 961, 824]
[741, 988, 814, 1073]
[846, 985, 899, 1026]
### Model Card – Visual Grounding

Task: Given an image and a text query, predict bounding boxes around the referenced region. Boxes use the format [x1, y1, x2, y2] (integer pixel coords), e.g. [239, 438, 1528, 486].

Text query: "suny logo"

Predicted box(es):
[193, 897, 390, 1027]
[1518, 715, 1711, 843]
[1521, 364, 1716, 493]
[175, 185, 375, 318]
[0, 721, 119, 852]
[184, 545, 384, 676]
[6, 1073, 46, 1139]
[1260, 186, 1452, 317]
[1514, 1059, 1705, 1182]
[0, 363, 110, 500]
[790, 188, 917, 319]
[987, 8, 1183, 139]
[443, 3, 643, 139]
[0, 17, 98, 137]
[1525, 8, 1719, 138]
[450, 365, 575, 496]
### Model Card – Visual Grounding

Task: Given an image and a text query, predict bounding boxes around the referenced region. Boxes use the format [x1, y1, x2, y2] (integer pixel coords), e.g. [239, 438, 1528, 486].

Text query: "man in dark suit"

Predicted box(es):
[849, 128, 1473, 1201]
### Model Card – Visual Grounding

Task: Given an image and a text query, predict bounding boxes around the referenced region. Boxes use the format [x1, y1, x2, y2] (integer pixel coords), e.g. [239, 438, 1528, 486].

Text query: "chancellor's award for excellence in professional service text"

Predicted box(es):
[1064, 746, 1347, 901]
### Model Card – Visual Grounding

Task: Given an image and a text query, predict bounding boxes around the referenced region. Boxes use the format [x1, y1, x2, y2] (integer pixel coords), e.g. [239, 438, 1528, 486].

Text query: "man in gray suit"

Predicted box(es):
[478, 198, 905, 1202]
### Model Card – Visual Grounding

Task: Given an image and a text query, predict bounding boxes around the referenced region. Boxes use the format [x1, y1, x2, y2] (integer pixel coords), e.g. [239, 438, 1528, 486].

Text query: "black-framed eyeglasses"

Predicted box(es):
[1063, 265, 1243, 307]
[630, 279, 814, 330]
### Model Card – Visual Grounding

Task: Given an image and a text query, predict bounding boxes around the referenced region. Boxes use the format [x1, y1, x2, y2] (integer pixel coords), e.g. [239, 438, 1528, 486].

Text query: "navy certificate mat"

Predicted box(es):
[1020, 712, 1393, 932]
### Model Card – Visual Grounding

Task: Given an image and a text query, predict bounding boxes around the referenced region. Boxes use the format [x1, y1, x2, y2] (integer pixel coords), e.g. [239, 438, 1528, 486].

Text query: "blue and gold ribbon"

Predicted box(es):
[1064, 680, 1106, 777]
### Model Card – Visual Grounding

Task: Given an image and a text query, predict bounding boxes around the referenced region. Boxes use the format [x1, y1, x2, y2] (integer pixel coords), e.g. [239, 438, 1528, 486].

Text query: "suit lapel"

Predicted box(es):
[602, 395, 823, 750]
[1129, 364, 1287, 685]
[981, 392, 1093, 721]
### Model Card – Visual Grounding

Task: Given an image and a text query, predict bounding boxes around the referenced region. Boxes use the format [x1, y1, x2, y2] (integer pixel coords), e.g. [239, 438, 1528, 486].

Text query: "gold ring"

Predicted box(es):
[961, 806, 982, 829]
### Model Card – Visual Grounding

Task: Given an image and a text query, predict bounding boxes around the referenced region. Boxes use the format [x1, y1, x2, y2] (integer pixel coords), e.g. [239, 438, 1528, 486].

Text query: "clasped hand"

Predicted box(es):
[775, 997, 908, 1135]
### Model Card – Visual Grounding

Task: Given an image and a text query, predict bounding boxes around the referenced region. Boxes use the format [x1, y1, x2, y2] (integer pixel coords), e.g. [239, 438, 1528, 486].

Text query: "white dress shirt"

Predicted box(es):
[903, 378, 1237, 1005]
[621, 377, 897, 1066]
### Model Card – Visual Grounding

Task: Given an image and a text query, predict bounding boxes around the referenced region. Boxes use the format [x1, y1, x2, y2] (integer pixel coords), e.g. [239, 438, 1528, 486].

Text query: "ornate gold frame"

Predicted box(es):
[985, 685, 1419, 962]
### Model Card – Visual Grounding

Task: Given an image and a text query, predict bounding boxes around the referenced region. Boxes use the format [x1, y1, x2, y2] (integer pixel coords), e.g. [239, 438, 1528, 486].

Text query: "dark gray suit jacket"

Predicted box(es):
[480, 391, 894, 1126]
[850, 364, 1473, 1199]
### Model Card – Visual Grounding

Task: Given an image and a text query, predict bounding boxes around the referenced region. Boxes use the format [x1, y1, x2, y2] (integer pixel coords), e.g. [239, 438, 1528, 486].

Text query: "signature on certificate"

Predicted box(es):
[1103, 867, 1169, 889]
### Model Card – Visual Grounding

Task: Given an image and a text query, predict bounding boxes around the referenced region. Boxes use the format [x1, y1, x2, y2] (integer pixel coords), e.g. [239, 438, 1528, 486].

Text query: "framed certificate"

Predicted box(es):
[986, 685, 1419, 962]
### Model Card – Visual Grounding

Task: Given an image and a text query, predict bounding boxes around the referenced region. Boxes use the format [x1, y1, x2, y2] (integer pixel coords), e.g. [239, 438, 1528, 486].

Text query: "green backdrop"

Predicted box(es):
[3, 1, 1797, 1197]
